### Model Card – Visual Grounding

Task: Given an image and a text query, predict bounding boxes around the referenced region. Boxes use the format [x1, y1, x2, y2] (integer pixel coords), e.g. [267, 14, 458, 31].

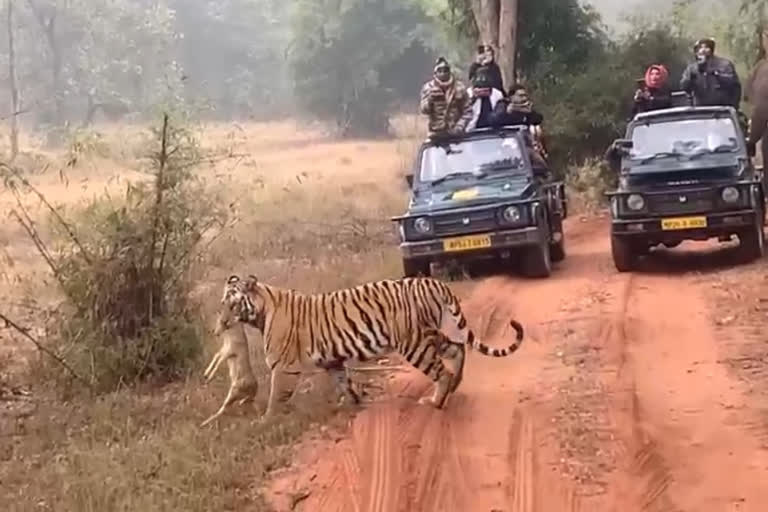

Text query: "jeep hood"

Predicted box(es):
[622, 156, 747, 190]
[407, 176, 533, 214]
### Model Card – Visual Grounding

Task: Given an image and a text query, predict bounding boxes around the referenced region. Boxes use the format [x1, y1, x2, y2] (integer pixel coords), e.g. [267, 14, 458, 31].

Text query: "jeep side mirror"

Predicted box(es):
[404, 174, 414, 188]
[615, 138, 633, 151]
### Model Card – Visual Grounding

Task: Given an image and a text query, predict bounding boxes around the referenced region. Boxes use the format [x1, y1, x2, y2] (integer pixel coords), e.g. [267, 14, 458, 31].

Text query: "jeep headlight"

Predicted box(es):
[413, 217, 432, 234]
[502, 205, 521, 222]
[626, 193, 645, 211]
[721, 186, 739, 204]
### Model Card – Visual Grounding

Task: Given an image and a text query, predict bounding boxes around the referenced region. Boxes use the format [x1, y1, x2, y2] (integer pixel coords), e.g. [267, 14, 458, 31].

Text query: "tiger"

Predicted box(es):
[210, 274, 524, 422]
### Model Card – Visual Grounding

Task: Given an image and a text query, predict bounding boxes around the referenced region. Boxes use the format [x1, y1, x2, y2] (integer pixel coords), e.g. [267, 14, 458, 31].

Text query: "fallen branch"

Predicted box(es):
[0, 311, 91, 389]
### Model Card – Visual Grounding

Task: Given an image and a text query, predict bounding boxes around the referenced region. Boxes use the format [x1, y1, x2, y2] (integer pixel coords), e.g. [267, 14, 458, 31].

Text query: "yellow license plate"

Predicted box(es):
[661, 216, 707, 230]
[443, 234, 492, 252]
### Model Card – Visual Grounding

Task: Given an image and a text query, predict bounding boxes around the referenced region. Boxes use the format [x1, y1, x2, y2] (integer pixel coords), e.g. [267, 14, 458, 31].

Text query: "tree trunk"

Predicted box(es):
[7, 0, 19, 160]
[498, 0, 518, 85]
[27, 0, 63, 125]
[469, 0, 517, 86]
[471, 0, 499, 47]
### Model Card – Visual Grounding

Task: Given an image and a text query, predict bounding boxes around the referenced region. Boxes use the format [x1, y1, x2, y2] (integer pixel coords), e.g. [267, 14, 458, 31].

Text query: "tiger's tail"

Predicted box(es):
[466, 318, 524, 357]
[441, 284, 524, 357]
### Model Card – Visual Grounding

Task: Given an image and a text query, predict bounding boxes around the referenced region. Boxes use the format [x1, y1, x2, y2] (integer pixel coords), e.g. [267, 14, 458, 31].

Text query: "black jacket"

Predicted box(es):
[468, 61, 504, 94]
[489, 100, 544, 127]
[680, 55, 742, 108]
[631, 87, 673, 117]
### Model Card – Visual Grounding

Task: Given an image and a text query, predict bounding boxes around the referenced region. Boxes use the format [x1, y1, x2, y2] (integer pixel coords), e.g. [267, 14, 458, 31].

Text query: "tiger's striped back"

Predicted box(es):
[214, 275, 524, 412]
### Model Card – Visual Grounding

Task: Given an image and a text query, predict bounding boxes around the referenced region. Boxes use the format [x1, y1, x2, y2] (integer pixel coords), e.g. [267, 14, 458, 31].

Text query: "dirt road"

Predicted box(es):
[267, 216, 768, 512]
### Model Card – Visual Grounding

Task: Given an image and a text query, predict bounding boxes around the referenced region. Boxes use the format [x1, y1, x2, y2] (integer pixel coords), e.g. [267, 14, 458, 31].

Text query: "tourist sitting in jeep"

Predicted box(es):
[490, 84, 549, 161]
[631, 64, 673, 117]
[490, 84, 544, 127]
[466, 66, 505, 130]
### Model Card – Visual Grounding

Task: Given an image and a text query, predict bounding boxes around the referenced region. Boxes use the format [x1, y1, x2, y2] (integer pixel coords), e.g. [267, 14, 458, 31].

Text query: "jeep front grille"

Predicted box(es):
[433, 209, 497, 236]
[647, 190, 714, 215]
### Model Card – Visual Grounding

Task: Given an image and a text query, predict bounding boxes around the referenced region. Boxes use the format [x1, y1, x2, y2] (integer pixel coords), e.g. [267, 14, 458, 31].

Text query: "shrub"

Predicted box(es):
[3, 114, 231, 393]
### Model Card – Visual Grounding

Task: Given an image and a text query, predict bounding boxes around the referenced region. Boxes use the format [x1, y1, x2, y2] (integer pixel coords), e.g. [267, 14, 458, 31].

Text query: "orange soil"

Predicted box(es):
[267, 216, 768, 512]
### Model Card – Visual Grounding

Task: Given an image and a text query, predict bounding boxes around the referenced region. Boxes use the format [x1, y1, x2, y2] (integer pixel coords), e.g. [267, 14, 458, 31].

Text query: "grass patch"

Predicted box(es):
[0, 119, 419, 511]
[0, 372, 343, 511]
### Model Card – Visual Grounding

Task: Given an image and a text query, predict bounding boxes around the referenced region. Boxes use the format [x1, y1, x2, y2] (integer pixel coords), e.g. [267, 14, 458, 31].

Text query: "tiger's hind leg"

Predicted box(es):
[434, 332, 466, 393]
[321, 360, 361, 406]
[399, 329, 454, 409]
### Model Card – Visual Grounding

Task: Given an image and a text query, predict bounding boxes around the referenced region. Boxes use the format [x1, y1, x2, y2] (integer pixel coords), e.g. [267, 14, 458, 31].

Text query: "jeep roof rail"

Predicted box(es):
[632, 104, 736, 122]
[423, 125, 525, 144]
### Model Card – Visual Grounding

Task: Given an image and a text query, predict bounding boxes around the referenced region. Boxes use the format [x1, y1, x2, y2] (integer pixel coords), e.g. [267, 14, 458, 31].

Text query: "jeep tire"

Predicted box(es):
[521, 241, 552, 277]
[550, 237, 566, 263]
[738, 207, 765, 262]
[549, 215, 566, 263]
[521, 213, 552, 278]
[402, 258, 431, 277]
[611, 234, 638, 272]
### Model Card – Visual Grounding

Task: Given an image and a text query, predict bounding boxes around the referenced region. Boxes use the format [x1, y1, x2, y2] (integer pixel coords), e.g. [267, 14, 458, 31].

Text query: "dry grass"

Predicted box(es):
[0, 116, 422, 511]
[565, 157, 614, 215]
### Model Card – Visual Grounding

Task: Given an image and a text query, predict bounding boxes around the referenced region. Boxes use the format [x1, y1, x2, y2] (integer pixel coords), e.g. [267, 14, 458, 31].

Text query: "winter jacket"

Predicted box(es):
[631, 87, 673, 117]
[466, 87, 505, 130]
[468, 61, 505, 94]
[419, 77, 473, 135]
[680, 56, 742, 108]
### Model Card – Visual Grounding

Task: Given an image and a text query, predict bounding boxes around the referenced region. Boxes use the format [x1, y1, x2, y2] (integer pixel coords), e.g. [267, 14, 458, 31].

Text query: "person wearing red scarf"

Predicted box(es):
[631, 64, 673, 117]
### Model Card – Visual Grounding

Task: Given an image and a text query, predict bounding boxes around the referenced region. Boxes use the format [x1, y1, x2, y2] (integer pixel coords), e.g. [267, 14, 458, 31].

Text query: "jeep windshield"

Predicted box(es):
[627, 117, 739, 168]
[419, 136, 527, 185]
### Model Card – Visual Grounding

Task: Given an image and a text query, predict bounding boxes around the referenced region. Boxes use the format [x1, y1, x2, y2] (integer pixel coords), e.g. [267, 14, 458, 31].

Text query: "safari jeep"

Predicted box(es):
[605, 105, 766, 272]
[391, 126, 567, 278]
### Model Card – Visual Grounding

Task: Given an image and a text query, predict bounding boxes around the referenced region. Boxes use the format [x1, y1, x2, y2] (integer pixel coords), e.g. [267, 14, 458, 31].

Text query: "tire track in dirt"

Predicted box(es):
[621, 267, 768, 511]
[508, 409, 535, 512]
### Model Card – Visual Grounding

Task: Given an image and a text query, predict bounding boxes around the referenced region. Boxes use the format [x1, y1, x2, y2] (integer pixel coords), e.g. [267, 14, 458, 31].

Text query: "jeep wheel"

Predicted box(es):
[738, 209, 765, 262]
[521, 241, 552, 277]
[550, 233, 566, 263]
[548, 214, 566, 263]
[402, 258, 431, 277]
[611, 235, 638, 272]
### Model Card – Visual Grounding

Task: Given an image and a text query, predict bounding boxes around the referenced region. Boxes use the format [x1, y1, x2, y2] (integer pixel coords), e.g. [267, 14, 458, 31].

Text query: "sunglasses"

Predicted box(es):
[435, 66, 450, 73]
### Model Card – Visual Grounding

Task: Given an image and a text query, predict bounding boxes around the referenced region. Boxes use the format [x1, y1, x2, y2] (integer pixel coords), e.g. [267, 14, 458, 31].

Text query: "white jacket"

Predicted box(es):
[466, 87, 504, 131]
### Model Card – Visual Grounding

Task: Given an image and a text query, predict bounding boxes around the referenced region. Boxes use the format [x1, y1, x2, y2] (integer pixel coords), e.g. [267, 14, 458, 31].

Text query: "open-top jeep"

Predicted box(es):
[605, 104, 766, 272]
[391, 126, 567, 278]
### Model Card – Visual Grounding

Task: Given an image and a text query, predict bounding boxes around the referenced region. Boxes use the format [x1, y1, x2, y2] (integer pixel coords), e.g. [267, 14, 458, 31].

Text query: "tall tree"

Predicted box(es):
[289, 0, 434, 137]
[6, 0, 19, 159]
[25, 0, 62, 124]
[468, 0, 518, 84]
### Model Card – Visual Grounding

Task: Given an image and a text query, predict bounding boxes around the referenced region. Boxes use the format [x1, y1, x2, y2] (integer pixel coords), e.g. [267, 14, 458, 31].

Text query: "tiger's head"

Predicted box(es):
[213, 274, 265, 336]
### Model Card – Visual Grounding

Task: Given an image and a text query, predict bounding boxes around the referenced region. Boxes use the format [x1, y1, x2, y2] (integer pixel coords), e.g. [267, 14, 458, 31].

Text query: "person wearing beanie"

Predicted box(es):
[631, 64, 673, 117]
[680, 37, 742, 108]
[466, 65, 505, 130]
[419, 57, 473, 135]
